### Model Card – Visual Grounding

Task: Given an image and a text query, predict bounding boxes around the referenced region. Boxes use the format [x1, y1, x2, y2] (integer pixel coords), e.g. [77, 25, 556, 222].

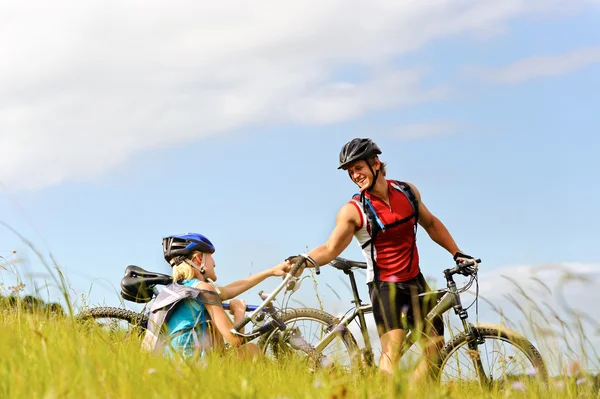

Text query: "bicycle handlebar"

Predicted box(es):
[291, 256, 307, 276]
[444, 258, 482, 278]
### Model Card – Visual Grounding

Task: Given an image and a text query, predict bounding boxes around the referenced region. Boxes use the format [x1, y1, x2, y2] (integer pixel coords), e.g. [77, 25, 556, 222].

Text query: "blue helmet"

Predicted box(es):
[162, 233, 215, 265]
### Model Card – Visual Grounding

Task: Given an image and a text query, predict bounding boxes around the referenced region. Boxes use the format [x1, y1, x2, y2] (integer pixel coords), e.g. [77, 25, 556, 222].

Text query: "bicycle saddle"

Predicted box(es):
[329, 257, 367, 271]
[120, 265, 172, 303]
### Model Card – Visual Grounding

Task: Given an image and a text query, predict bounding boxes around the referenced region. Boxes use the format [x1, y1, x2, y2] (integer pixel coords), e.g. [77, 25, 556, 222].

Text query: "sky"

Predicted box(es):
[1, 0, 599, 371]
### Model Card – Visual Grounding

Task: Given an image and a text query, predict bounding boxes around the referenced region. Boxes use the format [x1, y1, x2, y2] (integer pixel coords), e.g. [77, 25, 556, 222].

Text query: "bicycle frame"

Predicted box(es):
[306, 261, 481, 368]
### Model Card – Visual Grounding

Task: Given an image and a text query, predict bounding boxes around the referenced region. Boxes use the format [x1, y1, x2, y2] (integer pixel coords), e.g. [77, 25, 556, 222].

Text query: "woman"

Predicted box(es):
[158, 232, 291, 359]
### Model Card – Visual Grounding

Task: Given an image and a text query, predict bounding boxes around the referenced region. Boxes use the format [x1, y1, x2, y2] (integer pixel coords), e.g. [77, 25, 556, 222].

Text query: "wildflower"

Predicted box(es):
[511, 381, 526, 392]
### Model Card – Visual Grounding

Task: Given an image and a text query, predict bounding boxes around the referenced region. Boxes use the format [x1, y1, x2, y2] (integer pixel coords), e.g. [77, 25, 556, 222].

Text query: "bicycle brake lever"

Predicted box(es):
[285, 276, 304, 293]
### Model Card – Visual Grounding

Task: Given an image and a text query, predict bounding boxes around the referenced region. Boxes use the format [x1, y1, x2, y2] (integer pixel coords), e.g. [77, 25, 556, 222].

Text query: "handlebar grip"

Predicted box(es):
[290, 256, 307, 276]
[233, 317, 251, 332]
[458, 258, 482, 267]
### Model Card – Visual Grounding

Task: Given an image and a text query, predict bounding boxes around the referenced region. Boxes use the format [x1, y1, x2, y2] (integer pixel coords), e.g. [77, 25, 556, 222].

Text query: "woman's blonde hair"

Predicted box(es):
[172, 251, 203, 282]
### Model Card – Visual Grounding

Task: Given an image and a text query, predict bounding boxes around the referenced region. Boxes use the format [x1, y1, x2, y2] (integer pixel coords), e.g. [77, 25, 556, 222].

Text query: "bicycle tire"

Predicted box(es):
[259, 308, 360, 369]
[436, 324, 548, 386]
[77, 306, 148, 337]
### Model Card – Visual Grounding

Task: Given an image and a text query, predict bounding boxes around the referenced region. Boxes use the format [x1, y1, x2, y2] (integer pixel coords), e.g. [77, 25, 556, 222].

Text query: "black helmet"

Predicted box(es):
[338, 138, 382, 170]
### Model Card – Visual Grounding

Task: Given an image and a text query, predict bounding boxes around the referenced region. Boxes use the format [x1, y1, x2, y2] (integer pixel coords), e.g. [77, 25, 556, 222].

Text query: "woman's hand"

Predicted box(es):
[228, 298, 247, 317]
[270, 260, 293, 277]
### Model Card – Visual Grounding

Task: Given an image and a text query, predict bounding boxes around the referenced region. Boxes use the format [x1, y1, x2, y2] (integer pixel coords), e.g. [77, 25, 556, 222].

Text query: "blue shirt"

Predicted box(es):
[164, 278, 209, 358]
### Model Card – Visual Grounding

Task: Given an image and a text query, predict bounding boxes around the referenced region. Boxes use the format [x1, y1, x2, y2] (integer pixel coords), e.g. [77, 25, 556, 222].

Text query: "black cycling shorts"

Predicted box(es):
[368, 272, 444, 336]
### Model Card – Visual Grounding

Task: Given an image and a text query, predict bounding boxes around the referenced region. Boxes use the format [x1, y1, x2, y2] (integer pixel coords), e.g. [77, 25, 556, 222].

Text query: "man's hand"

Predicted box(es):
[284, 255, 307, 277]
[228, 298, 247, 316]
[453, 251, 479, 274]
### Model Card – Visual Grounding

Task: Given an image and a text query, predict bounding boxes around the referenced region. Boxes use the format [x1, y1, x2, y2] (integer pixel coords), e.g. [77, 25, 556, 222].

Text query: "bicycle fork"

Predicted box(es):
[448, 279, 488, 386]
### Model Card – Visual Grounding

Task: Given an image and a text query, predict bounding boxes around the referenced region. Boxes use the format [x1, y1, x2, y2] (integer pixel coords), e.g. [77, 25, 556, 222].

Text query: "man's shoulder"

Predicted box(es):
[338, 201, 363, 225]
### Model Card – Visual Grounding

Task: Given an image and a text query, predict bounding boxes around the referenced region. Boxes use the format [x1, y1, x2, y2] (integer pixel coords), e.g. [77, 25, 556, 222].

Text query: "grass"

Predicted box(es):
[1, 234, 599, 398]
[0, 307, 599, 399]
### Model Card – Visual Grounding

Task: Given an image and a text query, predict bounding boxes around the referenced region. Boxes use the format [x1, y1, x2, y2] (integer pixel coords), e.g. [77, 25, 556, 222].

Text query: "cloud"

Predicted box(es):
[475, 262, 600, 328]
[466, 46, 600, 84]
[1, 0, 598, 189]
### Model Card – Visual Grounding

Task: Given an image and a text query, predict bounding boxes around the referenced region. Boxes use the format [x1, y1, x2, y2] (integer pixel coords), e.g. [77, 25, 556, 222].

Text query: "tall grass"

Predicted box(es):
[1, 230, 599, 398]
[2, 307, 600, 398]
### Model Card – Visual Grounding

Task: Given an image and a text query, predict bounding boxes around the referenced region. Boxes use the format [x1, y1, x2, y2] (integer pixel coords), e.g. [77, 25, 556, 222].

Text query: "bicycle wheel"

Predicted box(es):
[77, 307, 148, 339]
[436, 325, 548, 387]
[259, 308, 359, 370]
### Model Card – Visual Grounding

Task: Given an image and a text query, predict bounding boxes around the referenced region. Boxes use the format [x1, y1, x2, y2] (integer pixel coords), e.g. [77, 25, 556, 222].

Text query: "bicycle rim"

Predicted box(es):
[438, 326, 548, 388]
[259, 308, 359, 370]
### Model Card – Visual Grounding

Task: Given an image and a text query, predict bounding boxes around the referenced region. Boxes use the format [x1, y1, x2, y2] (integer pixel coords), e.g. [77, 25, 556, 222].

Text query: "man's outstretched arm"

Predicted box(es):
[305, 202, 360, 266]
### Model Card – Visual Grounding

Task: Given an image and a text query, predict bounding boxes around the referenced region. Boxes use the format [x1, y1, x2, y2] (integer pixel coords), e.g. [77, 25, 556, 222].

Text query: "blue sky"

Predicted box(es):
[1, 0, 599, 368]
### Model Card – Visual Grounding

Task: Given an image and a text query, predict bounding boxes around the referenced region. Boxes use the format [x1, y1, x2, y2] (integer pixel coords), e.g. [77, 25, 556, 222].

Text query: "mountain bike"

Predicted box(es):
[288, 256, 549, 386]
[77, 263, 356, 367]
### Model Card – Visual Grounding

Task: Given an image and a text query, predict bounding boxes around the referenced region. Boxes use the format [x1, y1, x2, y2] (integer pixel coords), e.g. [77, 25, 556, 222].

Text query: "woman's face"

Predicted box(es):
[194, 252, 217, 282]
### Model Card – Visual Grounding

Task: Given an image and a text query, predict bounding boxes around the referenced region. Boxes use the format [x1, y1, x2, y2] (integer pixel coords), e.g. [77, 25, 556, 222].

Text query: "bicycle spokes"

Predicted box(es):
[441, 335, 541, 387]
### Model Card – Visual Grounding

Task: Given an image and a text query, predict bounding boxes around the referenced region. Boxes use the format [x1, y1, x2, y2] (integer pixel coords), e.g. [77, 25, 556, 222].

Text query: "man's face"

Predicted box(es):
[346, 159, 378, 190]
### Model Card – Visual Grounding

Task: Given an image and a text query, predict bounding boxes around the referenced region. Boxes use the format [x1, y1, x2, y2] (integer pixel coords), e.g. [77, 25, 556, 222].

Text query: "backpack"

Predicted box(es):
[141, 282, 220, 356]
[352, 180, 419, 273]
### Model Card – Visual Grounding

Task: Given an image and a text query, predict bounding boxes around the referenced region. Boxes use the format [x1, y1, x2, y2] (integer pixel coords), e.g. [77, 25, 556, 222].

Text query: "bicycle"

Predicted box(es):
[283, 256, 549, 386]
[77, 263, 356, 367]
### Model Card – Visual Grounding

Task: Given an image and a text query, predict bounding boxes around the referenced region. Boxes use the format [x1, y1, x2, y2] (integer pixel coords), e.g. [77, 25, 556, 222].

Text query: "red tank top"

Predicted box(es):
[350, 180, 420, 282]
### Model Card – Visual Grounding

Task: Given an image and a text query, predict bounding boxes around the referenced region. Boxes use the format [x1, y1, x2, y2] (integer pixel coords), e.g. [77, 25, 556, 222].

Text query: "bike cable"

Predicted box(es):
[462, 274, 480, 324]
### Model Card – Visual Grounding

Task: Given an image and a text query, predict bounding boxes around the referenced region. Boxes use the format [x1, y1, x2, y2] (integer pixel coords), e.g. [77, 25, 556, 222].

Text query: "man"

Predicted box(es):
[297, 138, 478, 380]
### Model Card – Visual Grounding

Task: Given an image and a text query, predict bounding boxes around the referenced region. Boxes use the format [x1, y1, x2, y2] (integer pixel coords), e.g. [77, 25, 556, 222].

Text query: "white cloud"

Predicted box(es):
[475, 262, 600, 328]
[1, 0, 597, 189]
[466, 46, 600, 84]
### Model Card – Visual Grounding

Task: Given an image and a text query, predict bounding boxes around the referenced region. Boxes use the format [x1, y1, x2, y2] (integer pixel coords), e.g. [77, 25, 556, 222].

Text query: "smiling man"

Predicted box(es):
[300, 138, 478, 380]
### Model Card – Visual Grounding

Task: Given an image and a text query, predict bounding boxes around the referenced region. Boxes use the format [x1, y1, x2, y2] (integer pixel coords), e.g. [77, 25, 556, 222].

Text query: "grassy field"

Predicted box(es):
[0, 306, 598, 399]
[0, 241, 598, 398]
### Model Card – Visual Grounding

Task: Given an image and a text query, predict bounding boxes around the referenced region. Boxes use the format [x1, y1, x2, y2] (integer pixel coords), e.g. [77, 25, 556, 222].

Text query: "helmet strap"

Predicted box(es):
[185, 253, 222, 295]
[186, 252, 207, 276]
[349, 159, 380, 192]
[366, 162, 379, 192]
